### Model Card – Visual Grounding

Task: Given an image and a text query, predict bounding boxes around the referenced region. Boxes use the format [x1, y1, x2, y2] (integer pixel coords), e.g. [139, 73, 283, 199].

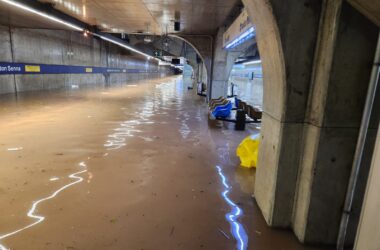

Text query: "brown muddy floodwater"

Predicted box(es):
[0, 77, 331, 250]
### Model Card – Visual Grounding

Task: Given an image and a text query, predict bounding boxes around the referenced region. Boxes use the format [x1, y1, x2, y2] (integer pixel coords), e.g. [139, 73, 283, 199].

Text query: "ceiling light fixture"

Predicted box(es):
[243, 60, 262, 66]
[225, 27, 255, 50]
[0, 0, 163, 63]
[94, 34, 160, 62]
[83, 30, 90, 37]
[144, 36, 153, 43]
[0, 0, 83, 31]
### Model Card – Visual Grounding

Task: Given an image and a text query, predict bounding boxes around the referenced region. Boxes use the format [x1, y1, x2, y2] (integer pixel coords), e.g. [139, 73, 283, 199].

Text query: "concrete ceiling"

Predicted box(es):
[0, 1, 69, 30]
[348, 0, 380, 27]
[38, 0, 239, 35]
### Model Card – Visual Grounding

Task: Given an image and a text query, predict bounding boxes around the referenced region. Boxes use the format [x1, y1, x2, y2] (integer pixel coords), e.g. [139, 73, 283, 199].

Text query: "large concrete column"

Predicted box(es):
[174, 35, 213, 92]
[209, 28, 256, 99]
[293, 1, 379, 245]
[210, 28, 231, 99]
[243, 0, 322, 227]
[0, 26, 16, 94]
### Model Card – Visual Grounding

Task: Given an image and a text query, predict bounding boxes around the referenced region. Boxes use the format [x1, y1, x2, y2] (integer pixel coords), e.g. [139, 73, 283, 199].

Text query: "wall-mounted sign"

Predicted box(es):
[223, 9, 255, 49]
[0, 64, 22, 74]
[0, 62, 166, 75]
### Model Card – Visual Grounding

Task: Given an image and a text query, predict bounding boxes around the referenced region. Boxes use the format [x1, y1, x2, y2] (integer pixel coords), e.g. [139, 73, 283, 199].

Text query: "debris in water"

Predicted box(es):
[218, 228, 230, 239]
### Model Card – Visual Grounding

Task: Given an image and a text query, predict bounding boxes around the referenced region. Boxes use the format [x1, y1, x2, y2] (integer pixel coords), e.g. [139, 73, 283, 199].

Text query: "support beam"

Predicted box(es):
[294, 1, 379, 244]
[243, 0, 322, 228]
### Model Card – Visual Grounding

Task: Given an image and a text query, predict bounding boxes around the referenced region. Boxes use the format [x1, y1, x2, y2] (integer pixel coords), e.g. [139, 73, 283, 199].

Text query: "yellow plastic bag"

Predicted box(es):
[236, 134, 260, 168]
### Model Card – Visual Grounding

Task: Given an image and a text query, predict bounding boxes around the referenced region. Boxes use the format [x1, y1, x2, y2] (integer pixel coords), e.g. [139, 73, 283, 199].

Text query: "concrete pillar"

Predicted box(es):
[0, 26, 16, 94]
[210, 28, 229, 99]
[209, 28, 256, 99]
[175, 35, 213, 94]
[243, 0, 323, 228]
[293, 1, 379, 245]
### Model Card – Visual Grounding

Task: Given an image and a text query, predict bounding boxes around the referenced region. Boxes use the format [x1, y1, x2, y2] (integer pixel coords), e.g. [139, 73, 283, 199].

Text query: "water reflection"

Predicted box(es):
[215, 141, 248, 250]
[6, 147, 23, 151]
[0, 162, 88, 250]
[216, 165, 248, 250]
[0, 77, 251, 250]
[104, 78, 185, 151]
[104, 120, 142, 150]
[49, 177, 60, 182]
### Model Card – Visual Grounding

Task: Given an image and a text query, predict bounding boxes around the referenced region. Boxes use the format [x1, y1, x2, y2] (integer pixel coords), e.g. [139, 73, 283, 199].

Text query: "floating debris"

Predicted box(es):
[170, 226, 175, 236]
[218, 228, 230, 239]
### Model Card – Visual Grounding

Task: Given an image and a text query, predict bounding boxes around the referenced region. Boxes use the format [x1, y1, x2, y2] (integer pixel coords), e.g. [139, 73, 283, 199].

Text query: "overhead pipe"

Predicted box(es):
[337, 31, 380, 249]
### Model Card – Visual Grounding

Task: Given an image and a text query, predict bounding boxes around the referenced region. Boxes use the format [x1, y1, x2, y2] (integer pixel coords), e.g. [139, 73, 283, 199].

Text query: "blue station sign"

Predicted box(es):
[0, 62, 159, 75]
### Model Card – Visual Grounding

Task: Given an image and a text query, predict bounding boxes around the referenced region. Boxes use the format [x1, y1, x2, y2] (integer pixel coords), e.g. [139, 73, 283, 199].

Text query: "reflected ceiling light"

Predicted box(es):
[0, 0, 83, 31]
[216, 165, 248, 250]
[243, 60, 262, 66]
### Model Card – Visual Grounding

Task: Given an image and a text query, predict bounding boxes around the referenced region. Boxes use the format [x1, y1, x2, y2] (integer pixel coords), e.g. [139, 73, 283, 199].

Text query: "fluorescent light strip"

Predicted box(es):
[0, 0, 83, 31]
[225, 27, 255, 49]
[243, 59, 262, 66]
[1, 0, 162, 62]
[94, 34, 160, 61]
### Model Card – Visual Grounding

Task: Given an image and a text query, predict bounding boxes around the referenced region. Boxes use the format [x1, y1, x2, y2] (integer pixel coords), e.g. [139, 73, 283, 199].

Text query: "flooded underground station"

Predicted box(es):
[1, 1, 380, 250]
[0, 77, 331, 250]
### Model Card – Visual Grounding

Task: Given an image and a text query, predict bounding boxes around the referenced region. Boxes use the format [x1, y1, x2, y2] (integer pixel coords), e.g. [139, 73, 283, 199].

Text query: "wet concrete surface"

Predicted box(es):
[0, 77, 333, 250]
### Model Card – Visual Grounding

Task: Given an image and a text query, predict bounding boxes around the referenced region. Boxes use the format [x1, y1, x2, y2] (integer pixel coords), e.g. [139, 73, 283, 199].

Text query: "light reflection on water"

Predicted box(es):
[215, 140, 248, 250]
[0, 77, 248, 250]
[104, 78, 187, 150]
[0, 79, 181, 250]
[216, 165, 248, 250]
[0, 162, 88, 250]
[103, 100, 155, 150]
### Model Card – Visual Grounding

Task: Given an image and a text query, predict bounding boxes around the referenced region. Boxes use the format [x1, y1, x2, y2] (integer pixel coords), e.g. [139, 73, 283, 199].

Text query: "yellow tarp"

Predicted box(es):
[236, 134, 260, 168]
